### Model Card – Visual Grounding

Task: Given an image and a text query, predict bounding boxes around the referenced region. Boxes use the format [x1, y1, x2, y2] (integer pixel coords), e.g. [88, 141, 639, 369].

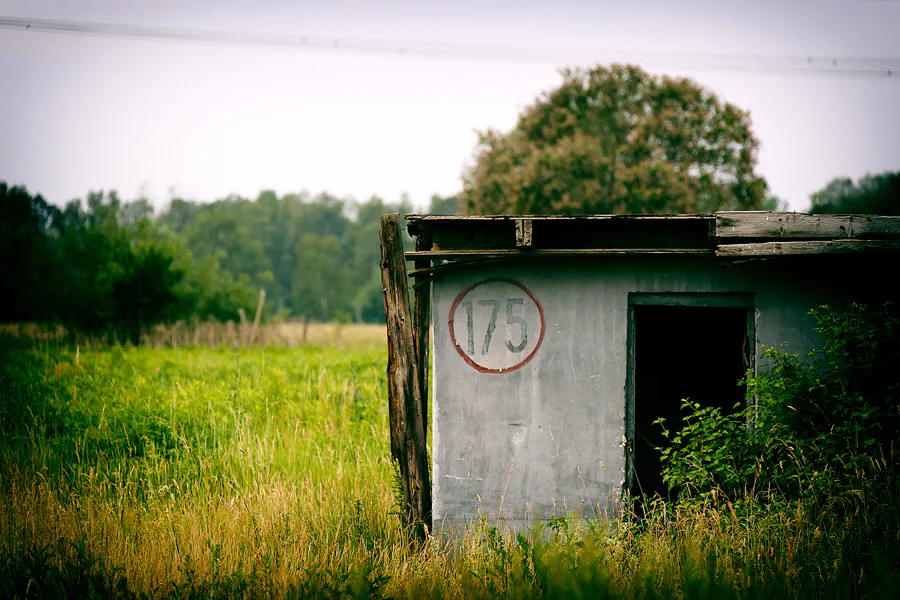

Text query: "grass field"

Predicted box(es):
[1, 332, 897, 598]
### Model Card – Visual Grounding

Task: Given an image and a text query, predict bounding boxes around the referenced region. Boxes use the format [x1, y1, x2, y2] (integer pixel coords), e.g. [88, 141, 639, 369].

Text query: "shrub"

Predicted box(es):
[655, 303, 900, 597]
[660, 302, 899, 504]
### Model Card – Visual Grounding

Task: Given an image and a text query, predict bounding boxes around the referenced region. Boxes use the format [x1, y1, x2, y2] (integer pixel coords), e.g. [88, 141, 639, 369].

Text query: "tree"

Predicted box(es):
[0, 183, 60, 322]
[177, 251, 259, 323]
[809, 172, 900, 215]
[158, 197, 199, 234]
[462, 64, 767, 215]
[1, 181, 449, 330]
[344, 195, 415, 322]
[155, 189, 410, 323]
[2, 187, 195, 338]
[764, 194, 789, 212]
[292, 233, 352, 321]
[427, 194, 460, 215]
[180, 201, 272, 288]
[52, 191, 133, 333]
[97, 240, 185, 344]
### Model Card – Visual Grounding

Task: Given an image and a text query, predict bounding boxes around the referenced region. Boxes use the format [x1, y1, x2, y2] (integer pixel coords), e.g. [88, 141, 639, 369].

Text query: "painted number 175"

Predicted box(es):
[460, 298, 528, 355]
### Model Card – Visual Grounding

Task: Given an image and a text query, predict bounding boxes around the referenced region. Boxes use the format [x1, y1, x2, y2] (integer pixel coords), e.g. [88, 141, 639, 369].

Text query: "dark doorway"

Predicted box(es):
[631, 305, 750, 501]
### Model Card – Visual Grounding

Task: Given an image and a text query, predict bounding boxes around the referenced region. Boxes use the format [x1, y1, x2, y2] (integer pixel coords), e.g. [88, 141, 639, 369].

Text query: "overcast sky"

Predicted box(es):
[1, 0, 898, 212]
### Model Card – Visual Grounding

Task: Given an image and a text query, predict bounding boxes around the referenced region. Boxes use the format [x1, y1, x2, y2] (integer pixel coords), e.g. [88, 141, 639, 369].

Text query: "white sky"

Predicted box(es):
[1, 0, 899, 212]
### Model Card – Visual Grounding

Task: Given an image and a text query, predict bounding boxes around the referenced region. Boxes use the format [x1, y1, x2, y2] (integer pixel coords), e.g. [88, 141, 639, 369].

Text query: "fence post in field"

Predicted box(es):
[250, 289, 266, 345]
[379, 213, 431, 541]
[238, 308, 249, 345]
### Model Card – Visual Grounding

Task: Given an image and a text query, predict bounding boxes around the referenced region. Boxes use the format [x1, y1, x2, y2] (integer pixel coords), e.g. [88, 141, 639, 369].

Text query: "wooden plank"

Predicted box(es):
[515, 219, 533, 248]
[379, 214, 431, 540]
[413, 228, 432, 440]
[412, 212, 897, 231]
[716, 212, 852, 239]
[716, 240, 900, 257]
[717, 212, 900, 240]
[850, 215, 900, 238]
[406, 248, 712, 260]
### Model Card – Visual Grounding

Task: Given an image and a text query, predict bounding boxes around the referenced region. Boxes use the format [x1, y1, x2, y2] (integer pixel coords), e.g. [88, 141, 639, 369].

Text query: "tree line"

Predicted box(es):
[0, 182, 457, 341]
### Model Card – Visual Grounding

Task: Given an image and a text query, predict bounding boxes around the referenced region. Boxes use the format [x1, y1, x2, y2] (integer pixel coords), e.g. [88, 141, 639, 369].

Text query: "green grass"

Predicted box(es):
[1, 340, 897, 598]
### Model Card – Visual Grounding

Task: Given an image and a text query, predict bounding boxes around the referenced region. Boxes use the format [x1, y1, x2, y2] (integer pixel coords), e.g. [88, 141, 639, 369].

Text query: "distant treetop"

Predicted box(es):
[809, 172, 899, 216]
[462, 64, 767, 215]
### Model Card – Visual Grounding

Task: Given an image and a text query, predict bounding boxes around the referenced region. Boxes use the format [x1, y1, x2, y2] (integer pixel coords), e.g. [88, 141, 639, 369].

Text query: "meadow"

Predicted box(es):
[1, 324, 897, 599]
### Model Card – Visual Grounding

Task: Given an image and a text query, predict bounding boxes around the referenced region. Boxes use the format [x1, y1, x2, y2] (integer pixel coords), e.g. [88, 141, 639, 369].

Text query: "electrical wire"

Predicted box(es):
[1, 16, 898, 81]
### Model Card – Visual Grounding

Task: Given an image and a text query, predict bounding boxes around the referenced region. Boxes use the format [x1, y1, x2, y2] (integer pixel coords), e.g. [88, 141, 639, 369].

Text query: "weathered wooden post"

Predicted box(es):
[379, 214, 431, 540]
[413, 226, 432, 436]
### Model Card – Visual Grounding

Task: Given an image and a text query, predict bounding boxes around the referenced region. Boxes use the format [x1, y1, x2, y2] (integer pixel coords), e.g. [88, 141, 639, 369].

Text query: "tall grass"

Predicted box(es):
[1, 340, 897, 598]
[1, 343, 408, 597]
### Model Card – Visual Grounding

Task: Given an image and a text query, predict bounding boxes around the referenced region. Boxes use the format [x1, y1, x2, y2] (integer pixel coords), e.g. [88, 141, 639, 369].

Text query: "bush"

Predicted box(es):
[655, 303, 900, 597]
[660, 303, 899, 503]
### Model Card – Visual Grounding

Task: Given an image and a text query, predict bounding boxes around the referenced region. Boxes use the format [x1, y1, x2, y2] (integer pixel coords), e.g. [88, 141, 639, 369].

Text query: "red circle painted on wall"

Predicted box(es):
[448, 278, 545, 374]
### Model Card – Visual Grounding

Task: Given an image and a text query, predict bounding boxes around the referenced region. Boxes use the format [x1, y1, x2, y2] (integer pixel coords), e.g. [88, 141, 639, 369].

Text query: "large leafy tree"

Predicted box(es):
[462, 64, 767, 215]
[809, 171, 899, 215]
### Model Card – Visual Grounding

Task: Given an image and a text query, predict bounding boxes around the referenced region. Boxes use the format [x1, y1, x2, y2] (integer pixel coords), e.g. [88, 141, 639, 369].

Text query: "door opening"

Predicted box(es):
[629, 304, 751, 502]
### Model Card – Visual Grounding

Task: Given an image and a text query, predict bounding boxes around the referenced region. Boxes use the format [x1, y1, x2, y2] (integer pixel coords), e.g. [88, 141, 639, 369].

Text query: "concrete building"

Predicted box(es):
[403, 212, 900, 532]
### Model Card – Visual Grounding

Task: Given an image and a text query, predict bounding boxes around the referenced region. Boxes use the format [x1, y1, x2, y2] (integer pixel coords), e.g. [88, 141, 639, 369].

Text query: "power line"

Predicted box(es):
[1, 15, 898, 81]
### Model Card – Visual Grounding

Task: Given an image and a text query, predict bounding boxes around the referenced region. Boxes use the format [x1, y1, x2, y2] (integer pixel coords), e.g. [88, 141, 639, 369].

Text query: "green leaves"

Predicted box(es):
[657, 399, 754, 504]
[2, 183, 419, 331]
[97, 240, 186, 344]
[809, 171, 900, 215]
[659, 303, 900, 506]
[463, 64, 767, 215]
[292, 233, 352, 322]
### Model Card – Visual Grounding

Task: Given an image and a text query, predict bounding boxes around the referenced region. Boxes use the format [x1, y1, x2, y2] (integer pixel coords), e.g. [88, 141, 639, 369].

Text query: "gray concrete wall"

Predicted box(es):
[431, 256, 860, 532]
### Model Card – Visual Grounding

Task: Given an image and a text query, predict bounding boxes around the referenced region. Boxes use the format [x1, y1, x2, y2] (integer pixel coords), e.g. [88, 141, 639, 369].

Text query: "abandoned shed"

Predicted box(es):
[378, 212, 900, 535]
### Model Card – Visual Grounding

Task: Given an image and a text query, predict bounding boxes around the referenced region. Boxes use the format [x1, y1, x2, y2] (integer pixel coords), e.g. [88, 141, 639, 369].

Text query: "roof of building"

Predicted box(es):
[404, 212, 900, 267]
